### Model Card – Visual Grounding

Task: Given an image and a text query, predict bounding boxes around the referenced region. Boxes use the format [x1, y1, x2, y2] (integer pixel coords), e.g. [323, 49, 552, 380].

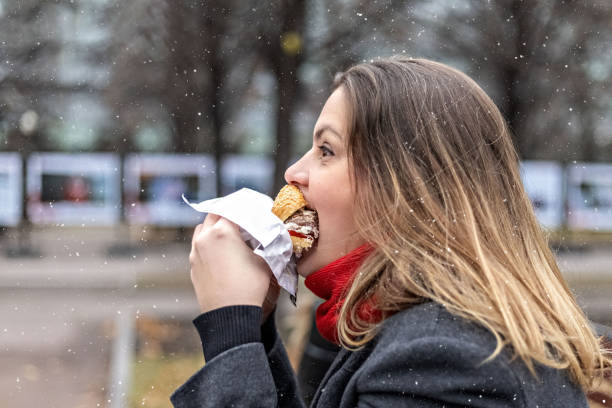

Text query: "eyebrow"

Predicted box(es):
[314, 125, 342, 142]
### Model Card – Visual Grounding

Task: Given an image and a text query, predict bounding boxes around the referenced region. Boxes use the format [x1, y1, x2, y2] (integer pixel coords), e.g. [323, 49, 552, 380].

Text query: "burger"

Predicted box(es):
[272, 184, 319, 259]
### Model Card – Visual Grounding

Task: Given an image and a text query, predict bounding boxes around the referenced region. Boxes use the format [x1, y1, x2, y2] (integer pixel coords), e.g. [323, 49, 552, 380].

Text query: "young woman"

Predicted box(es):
[171, 56, 611, 407]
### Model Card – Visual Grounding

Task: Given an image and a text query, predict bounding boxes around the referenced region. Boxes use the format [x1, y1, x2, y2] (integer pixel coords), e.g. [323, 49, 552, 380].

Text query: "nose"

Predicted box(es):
[284, 154, 309, 188]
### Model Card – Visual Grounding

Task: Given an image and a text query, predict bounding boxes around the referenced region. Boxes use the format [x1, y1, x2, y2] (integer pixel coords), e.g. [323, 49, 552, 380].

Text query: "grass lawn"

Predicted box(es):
[129, 353, 204, 408]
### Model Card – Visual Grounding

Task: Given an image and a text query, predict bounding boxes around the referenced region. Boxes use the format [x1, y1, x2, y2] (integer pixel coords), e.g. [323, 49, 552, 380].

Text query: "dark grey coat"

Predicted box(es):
[170, 301, 588, 407]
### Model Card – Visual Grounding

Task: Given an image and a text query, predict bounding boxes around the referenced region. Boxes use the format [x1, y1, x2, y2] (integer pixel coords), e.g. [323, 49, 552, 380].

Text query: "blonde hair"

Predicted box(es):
[333, 56, 611, 390]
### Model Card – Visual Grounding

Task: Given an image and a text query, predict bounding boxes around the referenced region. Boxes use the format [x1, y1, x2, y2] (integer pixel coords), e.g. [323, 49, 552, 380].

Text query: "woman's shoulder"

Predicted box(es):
[369, 300, 506, 374]
[357, 300, 587, 407]
[376, 300, 496, 350]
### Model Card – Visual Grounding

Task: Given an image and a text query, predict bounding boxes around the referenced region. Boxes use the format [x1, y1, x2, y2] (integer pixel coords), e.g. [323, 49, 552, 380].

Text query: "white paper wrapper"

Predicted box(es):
[182, 188, 297, 304]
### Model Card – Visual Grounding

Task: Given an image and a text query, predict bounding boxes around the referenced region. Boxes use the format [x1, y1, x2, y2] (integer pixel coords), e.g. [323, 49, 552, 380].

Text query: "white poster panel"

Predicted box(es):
[567, 162, 612, 231]
[0, 152, 22, 227]
[124, 154, 216, 226]
[27, 153, 121, 225]
[221, 154, 274, 196]
[519, 161, 564, 230]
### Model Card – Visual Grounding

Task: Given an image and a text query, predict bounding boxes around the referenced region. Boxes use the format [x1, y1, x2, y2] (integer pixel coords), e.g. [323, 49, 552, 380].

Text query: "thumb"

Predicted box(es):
[215, 217, 240, 232]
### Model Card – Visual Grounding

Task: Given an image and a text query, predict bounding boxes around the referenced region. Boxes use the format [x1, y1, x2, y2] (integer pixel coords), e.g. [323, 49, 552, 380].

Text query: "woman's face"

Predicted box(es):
[284, 87, 365, 277]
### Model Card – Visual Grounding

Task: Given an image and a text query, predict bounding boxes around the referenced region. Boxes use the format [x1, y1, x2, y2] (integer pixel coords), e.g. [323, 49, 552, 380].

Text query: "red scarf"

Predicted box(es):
[304, 243, 381, 344]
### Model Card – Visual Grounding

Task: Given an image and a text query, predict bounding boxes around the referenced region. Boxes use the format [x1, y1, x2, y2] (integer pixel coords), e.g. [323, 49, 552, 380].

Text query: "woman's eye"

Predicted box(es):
[317, 145, 334, 157]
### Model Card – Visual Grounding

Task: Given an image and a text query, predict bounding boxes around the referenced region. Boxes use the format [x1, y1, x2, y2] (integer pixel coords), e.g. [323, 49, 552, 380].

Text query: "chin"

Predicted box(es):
[296, 249, 318, 278]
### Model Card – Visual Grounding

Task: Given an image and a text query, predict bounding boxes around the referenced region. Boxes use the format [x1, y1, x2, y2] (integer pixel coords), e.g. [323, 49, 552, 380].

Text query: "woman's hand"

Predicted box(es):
[189, 214, 273, 315]
[262, 279, 281, 323]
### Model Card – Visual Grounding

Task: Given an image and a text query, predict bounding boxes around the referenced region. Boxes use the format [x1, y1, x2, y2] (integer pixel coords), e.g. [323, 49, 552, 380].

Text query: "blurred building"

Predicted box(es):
[0, 0, 114, 151]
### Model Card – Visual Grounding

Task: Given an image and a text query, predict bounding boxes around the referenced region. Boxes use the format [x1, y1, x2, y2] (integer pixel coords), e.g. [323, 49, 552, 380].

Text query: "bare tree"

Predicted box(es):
[407, 0, 612, 161]
[107, 0, 418, 196]
[106, 0, 262, 195]
[255, 0, 307, 194]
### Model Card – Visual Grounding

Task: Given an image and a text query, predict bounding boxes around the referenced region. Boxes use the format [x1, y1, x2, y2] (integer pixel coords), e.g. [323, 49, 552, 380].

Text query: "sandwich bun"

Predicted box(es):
[271, 184, 307, 222]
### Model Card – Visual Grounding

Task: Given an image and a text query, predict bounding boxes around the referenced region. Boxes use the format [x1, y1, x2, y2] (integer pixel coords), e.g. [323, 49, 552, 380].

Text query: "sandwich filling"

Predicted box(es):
[285, 208, 319, 257]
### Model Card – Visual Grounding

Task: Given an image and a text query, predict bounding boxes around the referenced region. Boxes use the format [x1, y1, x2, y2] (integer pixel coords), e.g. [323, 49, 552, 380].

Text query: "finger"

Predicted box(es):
[193, 223, 204, 238]
[193, 214, 220, 255]
[215, 217, 239, 232]
[191, 223, 204, 252]
[203, 212, 221, 228]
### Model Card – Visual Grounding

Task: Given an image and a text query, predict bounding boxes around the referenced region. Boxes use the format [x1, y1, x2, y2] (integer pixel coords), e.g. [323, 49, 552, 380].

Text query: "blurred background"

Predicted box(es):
[1, 0, 611, 407]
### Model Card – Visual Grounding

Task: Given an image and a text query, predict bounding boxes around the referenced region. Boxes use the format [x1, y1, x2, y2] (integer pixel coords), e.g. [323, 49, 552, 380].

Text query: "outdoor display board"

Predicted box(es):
[566, 162, 612, 231]
[519, 161, 564, 230]
[124, 154, 216, 226]
[27, 153, 121, 225]
[13, 152, 612, 232]
[0, 152, 22, 227]
[220, 154, 274, 196]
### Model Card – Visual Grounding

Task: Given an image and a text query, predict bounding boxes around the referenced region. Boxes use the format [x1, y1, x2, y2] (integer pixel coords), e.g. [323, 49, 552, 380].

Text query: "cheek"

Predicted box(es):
[309, 160, 357, 238]
[316, 186, 357, 235]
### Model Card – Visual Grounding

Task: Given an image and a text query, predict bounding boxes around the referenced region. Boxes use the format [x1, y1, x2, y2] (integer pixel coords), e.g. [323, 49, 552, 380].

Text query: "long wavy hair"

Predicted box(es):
[333, 56, 611, 390]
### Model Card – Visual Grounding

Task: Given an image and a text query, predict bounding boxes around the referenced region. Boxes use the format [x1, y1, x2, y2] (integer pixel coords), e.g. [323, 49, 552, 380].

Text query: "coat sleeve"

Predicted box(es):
[353, 336, 526, 407]
[261, 311, 308, 407]
[169, 310, 306, 408]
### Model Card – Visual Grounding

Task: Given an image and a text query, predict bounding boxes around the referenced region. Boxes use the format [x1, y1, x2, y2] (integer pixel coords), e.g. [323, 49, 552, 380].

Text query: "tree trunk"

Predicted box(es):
[273, 60, 301, 195]
[500, 63, 529, 159]
[209, 58, 225, 197]
[268, 0, 306, 196]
